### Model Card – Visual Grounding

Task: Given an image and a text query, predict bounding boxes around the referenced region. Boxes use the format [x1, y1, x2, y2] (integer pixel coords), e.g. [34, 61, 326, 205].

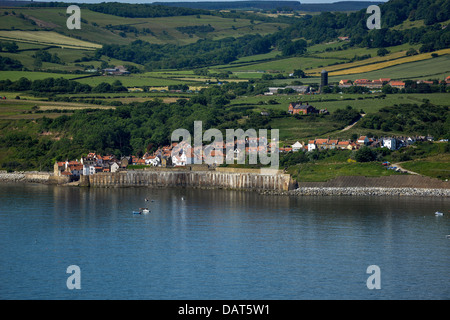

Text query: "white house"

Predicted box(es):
[172, 153, 187, 167]
[307, 140, 317, 152]
[82, 165, 96, 176]
[406, 137, 416, 145]
[110, 162, 120, 173]
[145, 156, 161, 167]
[382, 138, 397, 150]
[291, 141, 304, 152]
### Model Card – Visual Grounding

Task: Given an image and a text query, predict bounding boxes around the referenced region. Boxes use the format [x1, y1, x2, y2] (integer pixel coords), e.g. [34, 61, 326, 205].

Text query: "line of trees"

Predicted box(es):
[0, 77, 127, 94]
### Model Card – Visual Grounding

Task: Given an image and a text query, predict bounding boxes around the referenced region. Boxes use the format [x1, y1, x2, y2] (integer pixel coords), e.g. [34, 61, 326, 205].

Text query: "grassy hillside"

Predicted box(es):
[0, 7, 288, 46]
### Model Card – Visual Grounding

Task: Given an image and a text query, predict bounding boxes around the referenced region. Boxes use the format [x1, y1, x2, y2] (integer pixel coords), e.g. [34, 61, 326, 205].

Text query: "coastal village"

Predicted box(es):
[55, 130, 434, 179]
[52, 70, 446, 179]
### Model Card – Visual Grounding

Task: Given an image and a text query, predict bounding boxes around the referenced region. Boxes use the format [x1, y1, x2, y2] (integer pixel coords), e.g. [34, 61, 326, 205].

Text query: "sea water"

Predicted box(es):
[0, 183, 448, 300]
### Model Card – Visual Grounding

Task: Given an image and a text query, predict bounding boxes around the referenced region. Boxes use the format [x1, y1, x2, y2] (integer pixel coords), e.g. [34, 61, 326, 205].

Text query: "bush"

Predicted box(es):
[355, 146, 376, 162]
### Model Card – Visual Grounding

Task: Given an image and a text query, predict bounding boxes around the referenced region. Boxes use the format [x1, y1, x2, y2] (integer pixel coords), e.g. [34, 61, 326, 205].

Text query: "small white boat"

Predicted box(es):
[140, 208, 150, 214]
[435, 211, 443, 216]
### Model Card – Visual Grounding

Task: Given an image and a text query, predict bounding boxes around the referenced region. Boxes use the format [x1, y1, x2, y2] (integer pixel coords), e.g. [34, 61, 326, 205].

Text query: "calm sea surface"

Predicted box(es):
[0, 183, 448, 300]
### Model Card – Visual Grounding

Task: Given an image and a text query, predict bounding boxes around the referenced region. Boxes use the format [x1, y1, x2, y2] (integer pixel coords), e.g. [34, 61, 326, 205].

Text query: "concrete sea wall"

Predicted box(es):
[88, 169, 295, 191]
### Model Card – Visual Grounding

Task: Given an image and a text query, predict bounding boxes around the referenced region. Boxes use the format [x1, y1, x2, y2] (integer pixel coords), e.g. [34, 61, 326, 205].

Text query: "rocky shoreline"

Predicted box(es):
[0, 171, 53, 183]
[0, 172, 27, 182]
[260, 187, 450, 197]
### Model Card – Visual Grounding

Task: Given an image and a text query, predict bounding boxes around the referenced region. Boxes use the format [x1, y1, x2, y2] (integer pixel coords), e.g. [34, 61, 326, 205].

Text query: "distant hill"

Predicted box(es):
[300, 1, 386, 12]
[0, 0, 387, 12]
[153, 1, 386, 12]
[153, 1, 303, 11]
[0, 0, 33, 6]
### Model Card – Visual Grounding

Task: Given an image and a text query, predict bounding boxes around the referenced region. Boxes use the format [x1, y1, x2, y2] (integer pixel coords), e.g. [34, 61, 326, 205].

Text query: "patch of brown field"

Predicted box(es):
[25, 15, 60, 29]
[39, 105, 115, 111]
[1, 99, 115, 109]
[0, 113, 64, 120]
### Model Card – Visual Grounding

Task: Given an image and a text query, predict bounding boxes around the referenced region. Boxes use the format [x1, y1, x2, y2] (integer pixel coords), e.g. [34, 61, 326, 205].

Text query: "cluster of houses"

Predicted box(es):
[339, 76, 450, 90]
[279, 135, 434, 153]
[265, 76, 450, 96]
[53, 137, 275, 177]
[54, 134, 435, 178]
[339, 78, 396, 89]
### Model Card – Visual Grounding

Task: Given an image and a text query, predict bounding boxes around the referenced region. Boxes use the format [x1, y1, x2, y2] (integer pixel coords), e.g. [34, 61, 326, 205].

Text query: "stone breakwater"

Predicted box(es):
[0, 172, 26, 182]
[0, 171, 69, 184]
[286, 187, 450, 197]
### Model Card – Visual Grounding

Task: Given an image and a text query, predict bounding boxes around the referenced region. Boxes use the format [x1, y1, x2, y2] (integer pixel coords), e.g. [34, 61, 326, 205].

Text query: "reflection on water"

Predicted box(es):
[0, 183, 449, 299]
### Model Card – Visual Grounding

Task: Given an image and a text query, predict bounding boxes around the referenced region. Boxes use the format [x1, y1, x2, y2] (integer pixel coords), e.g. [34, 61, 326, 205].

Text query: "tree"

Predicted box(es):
[93, 82, 112, 93]
[406, 48, 418, 56]
[3, 41, 18, 53]
[33, 58, 42, 69]
[292, 69, 305, 78]
[281, 39, 307, 56]
[377, 48, 389, 57]
[355, 146, 376, 162]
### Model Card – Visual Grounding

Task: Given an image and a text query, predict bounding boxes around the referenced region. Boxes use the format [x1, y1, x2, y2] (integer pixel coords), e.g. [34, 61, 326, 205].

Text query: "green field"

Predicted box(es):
[301, 55, 450, 84]
[288, 161, 403, 182]
[0, 98, 115, 120]
[401, 160, 450, 180]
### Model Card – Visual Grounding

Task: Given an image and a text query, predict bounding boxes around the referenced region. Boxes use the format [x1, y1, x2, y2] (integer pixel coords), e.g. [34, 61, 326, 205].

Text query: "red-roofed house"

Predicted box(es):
[328, 139, 339, 149]
[337, 141, 352, 150]
[288, 102, 318, 115]
[357, 136, 369, 145]
[315, 139, 329, 149]
[389, 81, 405, 89]
[354, 79, 371, 86]
[339, 79, 353, 87]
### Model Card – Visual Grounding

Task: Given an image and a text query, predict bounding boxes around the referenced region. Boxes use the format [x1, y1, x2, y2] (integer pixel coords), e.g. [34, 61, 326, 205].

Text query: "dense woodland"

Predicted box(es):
[96, 35, 301, 69]
[360, 103, 449, 138]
